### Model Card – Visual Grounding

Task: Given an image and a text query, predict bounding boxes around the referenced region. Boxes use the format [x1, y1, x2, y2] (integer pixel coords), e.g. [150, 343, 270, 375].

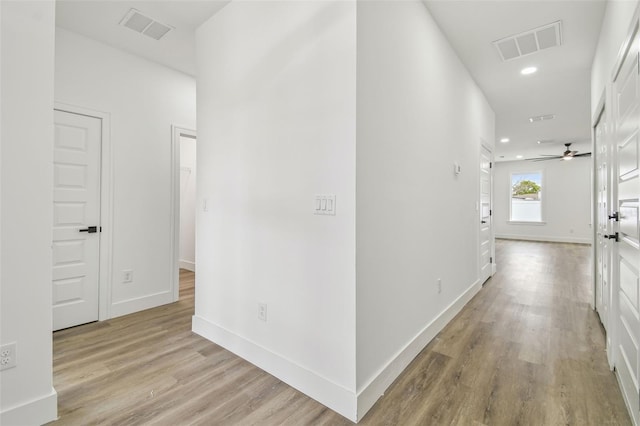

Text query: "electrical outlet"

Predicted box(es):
[258, 303, 267, 322]
[0, 343, 17, 371]
[122, 269, 133, 283]
[437, 278, 442, 294]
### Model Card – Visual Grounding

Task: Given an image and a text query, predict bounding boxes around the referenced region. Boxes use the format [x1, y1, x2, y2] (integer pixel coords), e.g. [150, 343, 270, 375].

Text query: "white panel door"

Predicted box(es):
[595, 109, 611, 333]
[53, 110, 101, 331]
[613, 24, 640, 425]
[479, 145, 493, 283]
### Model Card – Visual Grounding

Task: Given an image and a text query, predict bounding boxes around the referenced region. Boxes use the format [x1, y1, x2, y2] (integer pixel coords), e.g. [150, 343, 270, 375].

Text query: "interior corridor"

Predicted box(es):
[50, 241, 631, 425]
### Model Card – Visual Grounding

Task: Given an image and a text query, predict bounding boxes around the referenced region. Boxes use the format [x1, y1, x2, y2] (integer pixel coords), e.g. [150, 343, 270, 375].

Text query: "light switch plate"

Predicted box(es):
[314, 194, 336, 216]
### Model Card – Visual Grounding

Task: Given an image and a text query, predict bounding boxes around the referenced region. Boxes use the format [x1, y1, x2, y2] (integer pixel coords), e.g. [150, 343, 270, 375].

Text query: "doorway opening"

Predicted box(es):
[171, 126, 197, 301]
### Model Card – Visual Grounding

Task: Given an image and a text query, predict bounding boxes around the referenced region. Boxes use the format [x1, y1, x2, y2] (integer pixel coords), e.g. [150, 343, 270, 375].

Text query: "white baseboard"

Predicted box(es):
[496, 234, 591, 244]
[0, 387, 57, 425]
[110, 290, 174, 318]
[355, 279, 482, 421]
[179, 260, 196, 272]
[192, 315, 357, 422]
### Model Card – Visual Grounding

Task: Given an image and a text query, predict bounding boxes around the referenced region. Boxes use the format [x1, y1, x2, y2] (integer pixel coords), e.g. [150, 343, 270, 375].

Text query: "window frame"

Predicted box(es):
[508, 169, 546, 224]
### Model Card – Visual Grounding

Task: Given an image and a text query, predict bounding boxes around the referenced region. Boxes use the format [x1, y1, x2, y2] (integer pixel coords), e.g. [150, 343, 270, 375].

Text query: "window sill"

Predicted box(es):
[508, 221, 546, 226]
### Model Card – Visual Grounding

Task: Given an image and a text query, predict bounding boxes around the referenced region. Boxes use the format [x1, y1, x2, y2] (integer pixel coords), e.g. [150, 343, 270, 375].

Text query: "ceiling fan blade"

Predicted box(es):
[526, 156, 562, 161]
[573, 152, 592, 157]
[538, 154, 562, 157]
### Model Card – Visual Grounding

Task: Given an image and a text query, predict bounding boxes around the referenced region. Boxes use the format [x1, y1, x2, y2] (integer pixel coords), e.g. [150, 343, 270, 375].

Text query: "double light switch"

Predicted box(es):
[314, 194, 336, 215]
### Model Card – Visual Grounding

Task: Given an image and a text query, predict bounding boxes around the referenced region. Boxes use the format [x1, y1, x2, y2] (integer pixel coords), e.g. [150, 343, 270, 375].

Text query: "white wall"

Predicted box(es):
[355, 1, 495, 417]
[591, 0, 639, 115]
[179, 135, 196, 271]
[194, 0, 358, 420]
[494, 159, 591, 244]
[55, 28, 196, 317]
[0, 1, 58, 424]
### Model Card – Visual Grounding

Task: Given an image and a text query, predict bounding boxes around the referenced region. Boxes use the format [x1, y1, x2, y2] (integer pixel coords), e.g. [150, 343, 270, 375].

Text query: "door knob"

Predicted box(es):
[481, 220, 487, 224]
[79, 226, 98, 234]
[603, 232, 619, 242]
[608, 212, 619, 221]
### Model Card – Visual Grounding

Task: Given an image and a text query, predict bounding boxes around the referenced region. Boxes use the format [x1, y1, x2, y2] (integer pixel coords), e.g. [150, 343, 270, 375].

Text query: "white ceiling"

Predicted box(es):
[425, 0, 606, 162]
[56, 0, 606, 162]
[56, 0, 229, 76]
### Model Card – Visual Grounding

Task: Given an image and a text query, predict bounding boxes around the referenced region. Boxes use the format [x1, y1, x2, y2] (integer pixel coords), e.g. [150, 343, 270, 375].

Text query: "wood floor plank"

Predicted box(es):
[49, 241, 632, 425]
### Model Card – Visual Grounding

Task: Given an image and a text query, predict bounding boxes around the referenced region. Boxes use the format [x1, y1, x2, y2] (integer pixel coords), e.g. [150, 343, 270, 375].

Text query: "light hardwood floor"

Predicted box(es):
[50, 240, 631, 425]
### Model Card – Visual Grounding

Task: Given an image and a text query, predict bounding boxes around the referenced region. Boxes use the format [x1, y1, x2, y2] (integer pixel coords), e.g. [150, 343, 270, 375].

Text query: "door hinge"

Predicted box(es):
[490, 209, 492, 216]
[490, 162, 493, 169]
[490, 257, 493, 264]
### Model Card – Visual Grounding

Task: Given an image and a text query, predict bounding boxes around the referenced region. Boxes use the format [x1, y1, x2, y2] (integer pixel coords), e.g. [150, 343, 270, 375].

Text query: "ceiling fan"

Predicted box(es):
[526, 143, 591, 161]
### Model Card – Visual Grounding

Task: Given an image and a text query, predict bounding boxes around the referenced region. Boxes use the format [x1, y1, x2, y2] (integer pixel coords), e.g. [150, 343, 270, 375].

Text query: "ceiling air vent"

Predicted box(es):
[119, 9, 173, 41]
[493, 21, 562, 61]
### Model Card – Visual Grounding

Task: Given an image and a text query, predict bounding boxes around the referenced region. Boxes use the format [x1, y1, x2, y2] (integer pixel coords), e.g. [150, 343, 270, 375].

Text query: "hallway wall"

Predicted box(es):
[355, 0, 495, 416]
[55, 28, 197, 317]
[194, 0, 494, 421]
[194, 0, 358, 419]
[0, 1, 58, 424]
[591, 0, 639, 114]
[494, 158, 592, 244]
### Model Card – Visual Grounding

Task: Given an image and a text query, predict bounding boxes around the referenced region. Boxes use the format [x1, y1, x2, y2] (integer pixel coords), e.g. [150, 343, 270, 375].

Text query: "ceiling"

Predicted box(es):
[56, 0, 229, 76]
[425, 0, 606, 161]
[56, 0, 606, 162]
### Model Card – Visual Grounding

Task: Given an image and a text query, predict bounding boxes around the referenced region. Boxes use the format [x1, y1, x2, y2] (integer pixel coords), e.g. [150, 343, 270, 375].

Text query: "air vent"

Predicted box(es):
[493, 21, 562, 61]
[120, 9, 173, 41]
[529, 114, 556, 123]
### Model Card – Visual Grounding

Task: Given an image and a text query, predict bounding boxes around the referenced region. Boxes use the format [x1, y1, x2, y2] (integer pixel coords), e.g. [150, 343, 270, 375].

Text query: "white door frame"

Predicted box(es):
[591, 91, 606, 313]
[609, 6, 640, 423]
[479, 141, 495, 279]
[170, 125, 197, 301]
[54, 102, 113, 321]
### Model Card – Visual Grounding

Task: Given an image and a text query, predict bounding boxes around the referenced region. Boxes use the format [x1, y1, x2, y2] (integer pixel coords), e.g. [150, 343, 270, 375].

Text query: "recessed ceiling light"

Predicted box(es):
[516, 155, 524, 159]
[500, 138, 510, 143]
[521, 66, 538, 75]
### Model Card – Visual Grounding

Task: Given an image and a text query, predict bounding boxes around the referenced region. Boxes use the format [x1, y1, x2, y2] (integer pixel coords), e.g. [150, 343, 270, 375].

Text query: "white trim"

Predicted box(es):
[171, 125, 197, 303]
[507, 221, 547, 225]
[0, 387, 57, 425]
[110, 291, 174, 318]
[192, 315, 358, 422]
[355, 279, 482, 421]
[54, 102, 113, 321]
[178, 260, 196, 272]
[496, 234, 591, 245]
[478, 142, 495, 284]
[591, 93, 606, 315]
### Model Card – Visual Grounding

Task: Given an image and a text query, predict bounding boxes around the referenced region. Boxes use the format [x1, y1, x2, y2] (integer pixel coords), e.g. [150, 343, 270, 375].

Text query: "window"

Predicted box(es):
[510, 171, 543, 222]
